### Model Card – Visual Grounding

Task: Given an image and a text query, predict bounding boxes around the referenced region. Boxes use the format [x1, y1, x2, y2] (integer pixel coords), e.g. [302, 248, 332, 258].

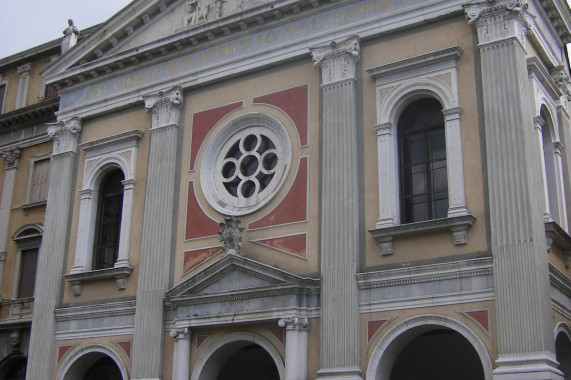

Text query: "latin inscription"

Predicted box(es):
[62, 0, 412, 109]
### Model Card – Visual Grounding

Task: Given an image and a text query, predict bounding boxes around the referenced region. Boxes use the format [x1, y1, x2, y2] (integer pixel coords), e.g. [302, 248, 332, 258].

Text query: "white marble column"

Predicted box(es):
[26, 118, 81, 380]
[170, 328, 191, 380]
[115, 178, 136, 268]
[131, 86, 183, 380]
[310, 36, 363, 380]
[465, 1, 562, 378]
[279, 316, 309, 380]
[0, 148, 20, 298]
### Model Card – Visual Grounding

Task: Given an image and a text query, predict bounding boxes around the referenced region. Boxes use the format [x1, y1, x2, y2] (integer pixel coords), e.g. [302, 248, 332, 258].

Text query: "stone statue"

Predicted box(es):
[61, 19, 79, 54]
[214, 0, 227, 19]
[183, 0, 210, 27]
[219, 216, 243, 255]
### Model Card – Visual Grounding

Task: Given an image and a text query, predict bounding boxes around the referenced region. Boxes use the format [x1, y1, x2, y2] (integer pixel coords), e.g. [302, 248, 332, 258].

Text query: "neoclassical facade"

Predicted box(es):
[0, 0, 570, 379]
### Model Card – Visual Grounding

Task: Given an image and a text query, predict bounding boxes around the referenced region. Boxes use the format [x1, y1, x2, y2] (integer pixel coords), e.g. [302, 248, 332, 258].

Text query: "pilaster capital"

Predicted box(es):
[143, 86, 183, 130]
[17, 63, 32, 75]
[464, 0, 534, 46]
[278, 315, 309, 331]
[310, 36, 360, 86]
[2, 148, 21, 169]
[169, 327, 190, 341]
[47, 117, 82, 155]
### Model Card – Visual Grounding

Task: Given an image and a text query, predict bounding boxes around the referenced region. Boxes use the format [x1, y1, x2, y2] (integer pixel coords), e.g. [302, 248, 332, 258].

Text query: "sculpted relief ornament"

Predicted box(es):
[219, 216, 243, 255]
[464, 0, 534, 45]
[182, 0, 267, 27]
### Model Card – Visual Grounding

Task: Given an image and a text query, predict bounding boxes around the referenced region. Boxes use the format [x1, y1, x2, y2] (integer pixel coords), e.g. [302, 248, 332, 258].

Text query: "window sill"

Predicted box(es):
[368, 214, 476, 255]
[545, 221, 571, 268]
[64, 266, 133, 296]
[1, 297, 34, 320]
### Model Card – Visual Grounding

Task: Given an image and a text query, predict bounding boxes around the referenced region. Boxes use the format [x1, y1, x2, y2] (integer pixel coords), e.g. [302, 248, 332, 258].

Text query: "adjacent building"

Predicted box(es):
[0, 0, 570, 379]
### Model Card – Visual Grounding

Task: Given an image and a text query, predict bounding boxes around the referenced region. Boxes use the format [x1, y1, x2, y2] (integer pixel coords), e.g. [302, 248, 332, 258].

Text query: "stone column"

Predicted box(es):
[0, 148, 20, 298]
[26, 118, 81, 380]
[279, 315, 309, 380]
[310, 36, 363, 380]
[115, 178, 136, 268]
[170, 328, 191, 380]
[465, 1, 562, 378]
[131, 86, 183, 380]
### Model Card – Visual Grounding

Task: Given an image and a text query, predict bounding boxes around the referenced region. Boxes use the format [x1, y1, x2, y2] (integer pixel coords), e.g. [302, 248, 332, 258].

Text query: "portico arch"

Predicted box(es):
[56, 344, 127, 380]
[366, 314, 493, 380]
[191, 332, 284, 380]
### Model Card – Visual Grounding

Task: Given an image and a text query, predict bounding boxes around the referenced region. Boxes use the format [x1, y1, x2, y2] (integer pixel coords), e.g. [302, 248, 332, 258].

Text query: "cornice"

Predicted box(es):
[45, 0, 350, 91]
[54, 300, 137, 322]
[0, 97, 59, 129]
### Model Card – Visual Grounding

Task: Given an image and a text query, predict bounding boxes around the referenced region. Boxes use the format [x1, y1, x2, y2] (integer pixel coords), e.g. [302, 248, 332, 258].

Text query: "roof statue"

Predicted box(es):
[61, 19, 79, 54]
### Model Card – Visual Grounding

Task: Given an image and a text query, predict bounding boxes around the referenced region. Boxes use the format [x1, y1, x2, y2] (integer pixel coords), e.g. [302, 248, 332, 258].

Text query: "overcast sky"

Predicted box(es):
[0, 0, 133, 59]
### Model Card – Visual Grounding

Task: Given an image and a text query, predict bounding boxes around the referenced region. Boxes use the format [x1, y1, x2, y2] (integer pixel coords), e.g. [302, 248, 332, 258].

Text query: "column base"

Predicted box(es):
[317, 367, 363, 380]
[493, 354, 563, 380]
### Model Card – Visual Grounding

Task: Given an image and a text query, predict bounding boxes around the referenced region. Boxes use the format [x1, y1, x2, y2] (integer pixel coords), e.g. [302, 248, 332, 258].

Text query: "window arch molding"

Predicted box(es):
[66, 130, 142, 295]
[56, 344, 128, 380]
[534, 100, 568, 231]
[367, 47, 474, 255]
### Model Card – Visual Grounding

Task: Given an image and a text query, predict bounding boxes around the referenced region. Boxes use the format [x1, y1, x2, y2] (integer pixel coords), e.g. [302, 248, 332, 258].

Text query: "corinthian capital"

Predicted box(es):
[310, 36, 360, 86]
[143, 86, 183, 130]
[47, 117, 82, 155]
[464, 0, 534, 45]
[551, 65, 571, 99]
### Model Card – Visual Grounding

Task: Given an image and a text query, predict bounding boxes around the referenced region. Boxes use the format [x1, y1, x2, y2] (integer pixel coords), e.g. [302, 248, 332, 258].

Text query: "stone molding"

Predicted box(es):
[464, 0, 534, 47]
[55, 300, 136, 322]
[47, 117, 82, 155]
[143, 86, 183, 130]
[551, 65, 571, 98]
[310, 35, 360, 86]
[2, 148, 20, 169]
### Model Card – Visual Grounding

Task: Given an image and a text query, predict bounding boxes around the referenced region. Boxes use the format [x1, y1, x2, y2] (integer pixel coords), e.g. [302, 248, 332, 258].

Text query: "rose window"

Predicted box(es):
[201, 114, 292, 215]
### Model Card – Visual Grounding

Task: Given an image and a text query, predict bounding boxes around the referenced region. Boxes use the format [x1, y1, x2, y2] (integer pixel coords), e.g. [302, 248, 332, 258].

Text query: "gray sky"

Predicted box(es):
[0, 0, 133, 59]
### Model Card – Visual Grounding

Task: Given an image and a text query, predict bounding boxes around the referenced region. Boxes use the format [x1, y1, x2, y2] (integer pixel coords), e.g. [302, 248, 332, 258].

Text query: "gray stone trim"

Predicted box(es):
[55, 300, 136, 322]
[79, 129, 144, 151]
[545, 221, 571, 267]
[366, 46, 463, 79]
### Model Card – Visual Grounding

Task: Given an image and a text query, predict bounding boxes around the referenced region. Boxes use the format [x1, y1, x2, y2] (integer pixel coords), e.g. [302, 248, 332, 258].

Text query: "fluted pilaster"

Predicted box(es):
[131, 86, 183, 380]
[310, 36, 363, 380]
[465, 2, 562, 378]
[26, 118, 81, 380]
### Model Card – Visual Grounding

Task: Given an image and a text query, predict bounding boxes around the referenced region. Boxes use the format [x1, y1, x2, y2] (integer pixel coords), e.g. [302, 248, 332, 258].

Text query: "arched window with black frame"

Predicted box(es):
[92, 169, 124, 270]
[398, 98, 448, 224]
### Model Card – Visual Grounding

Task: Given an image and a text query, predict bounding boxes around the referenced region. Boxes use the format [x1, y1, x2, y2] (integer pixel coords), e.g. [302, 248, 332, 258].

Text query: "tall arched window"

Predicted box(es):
[92, 169, 124, 270]
[398, 98, 448, 223]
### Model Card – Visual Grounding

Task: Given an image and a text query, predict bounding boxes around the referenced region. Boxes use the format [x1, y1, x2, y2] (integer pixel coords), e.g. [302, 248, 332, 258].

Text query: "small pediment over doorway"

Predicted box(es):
[165, 253, 320, 325]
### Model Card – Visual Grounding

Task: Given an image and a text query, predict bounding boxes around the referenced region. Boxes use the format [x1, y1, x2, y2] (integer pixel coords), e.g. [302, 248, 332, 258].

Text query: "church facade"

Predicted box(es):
[0, 0, 570, 379]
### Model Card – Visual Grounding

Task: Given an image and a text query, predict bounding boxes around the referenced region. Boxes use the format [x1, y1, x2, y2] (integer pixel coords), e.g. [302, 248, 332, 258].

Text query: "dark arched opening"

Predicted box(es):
[217, 344, 279, 380]
[1, 356, 27, 380]
[390, 328, 484, 380]
[556, 332, 571, 379]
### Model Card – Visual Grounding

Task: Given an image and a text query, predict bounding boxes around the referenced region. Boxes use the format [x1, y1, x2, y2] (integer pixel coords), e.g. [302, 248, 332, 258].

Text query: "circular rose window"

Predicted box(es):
[200, 113, 292, 215]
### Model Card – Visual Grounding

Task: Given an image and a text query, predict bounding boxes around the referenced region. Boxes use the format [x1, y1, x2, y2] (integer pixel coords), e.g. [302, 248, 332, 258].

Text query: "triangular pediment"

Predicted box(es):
[42, 0, 287, 82]
[166, 253, 318, 302]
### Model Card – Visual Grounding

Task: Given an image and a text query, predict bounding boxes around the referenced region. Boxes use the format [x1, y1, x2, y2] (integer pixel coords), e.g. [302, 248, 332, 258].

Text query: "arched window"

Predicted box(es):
[12, 224, 43, 299]
[398, 98, 448, 223]
[92, 169, 124, 270]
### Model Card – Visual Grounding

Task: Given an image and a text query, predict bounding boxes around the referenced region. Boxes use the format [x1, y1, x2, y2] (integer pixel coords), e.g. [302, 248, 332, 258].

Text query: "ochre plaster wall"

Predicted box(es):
[361, 17, 488, 267]
[63, 106, 151, 302]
